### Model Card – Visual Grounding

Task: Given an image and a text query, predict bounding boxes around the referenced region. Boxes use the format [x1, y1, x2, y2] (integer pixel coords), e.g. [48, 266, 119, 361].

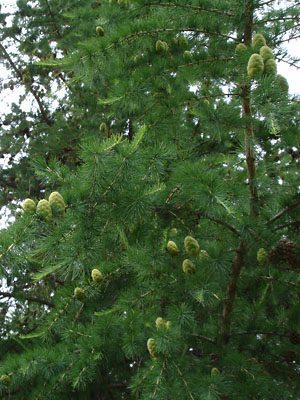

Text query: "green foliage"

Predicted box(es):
[0, 0, 300, 399]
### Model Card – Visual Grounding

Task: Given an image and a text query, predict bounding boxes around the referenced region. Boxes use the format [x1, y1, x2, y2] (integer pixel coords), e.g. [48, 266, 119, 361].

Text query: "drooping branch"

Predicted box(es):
[202, 215, 241, 237]
[45, 0, 63, 39]
[0, 291, 55, 308]
[220, 241, 246, 343]
[0, 43, 52, 126]
[267, 199, 300, 224]
[145, 2, 234, 17]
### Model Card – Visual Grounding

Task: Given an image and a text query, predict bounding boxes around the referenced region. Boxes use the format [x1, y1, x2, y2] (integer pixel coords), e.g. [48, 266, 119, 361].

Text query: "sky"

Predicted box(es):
[0, 0, 299, 229]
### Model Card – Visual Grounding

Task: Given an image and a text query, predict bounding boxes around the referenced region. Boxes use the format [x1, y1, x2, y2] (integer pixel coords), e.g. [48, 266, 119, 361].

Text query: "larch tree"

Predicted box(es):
[0, 0, 300, 399]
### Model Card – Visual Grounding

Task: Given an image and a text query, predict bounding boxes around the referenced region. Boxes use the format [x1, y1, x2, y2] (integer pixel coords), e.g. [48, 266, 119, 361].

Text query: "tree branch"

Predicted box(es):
[45, 0, 63, 39]
[191, 333, 216, 344]
[0, 291, 55, 308]
[0, 43, 52, 126]
[267, 199, 300, 224]
[234, 330, 289, 337]
[145, 2, 234, 17]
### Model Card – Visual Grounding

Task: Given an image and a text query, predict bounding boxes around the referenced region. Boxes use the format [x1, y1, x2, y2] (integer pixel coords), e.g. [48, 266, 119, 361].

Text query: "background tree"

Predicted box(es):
[0, 0, 300, 399]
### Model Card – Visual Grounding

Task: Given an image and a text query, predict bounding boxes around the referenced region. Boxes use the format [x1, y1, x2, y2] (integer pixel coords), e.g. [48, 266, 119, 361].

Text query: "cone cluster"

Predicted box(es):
[235, 33, 284, 83]
[155, 317, 171, 330]
[22, 191, 65, 221]
[156, 40, 168, 53]
[134, 36, 191, 64]
[166, 233, 209, 275]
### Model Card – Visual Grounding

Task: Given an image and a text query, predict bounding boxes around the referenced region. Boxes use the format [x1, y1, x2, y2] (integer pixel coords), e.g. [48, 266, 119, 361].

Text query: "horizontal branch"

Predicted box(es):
[80, 29, 237, 60]
[273, 219, 300, 231]
[267, 199, 300, 224]
[0, 43, 52, 126]
[0, 291, 55, 307]
[234, 330, 289, 337]
[256, 15, 300, 24]
[191, 333, 216, 344]
[145, 2, 234, 17]
[258, 275, 298, 288]
[201, 215, 240, 237]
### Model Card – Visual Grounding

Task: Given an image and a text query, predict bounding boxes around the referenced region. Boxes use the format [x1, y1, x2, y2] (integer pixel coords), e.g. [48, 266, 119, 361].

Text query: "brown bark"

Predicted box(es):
[220, 241, 246, 343]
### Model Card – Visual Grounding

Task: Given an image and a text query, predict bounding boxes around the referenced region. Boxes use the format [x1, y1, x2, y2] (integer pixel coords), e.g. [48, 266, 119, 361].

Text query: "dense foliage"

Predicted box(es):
[0, 0, 300, 398]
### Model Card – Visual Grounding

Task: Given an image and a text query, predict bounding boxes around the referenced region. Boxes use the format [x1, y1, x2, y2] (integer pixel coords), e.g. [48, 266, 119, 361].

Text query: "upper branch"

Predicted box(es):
[0, 43, 52, 126]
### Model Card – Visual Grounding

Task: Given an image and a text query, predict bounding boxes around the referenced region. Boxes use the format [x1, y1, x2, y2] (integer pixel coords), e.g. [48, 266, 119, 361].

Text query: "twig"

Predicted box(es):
[201, 215, 240, 237]
[152, 361, 165, 399]
[190, 333, 216, 344]
[258, 275, 298, 288]
[234, 330, 289, 337]
[267, 200, 300, 224]
[172, 361, 195, 400]
[273, 219, 300, 231]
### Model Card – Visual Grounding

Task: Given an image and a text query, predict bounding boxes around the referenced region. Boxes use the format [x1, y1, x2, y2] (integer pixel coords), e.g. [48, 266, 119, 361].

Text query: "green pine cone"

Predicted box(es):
[22, 198, 36, 215]
[165, 321, 171, 329]
[99, 122, 107, 133]
[235, 43, 247, 62]
[155, 317, 166, 329]
[22, 72, 32, 86]
[96, 26, 104, 36]
[156, 40, 168, 52]
[275, 74, 289, 94]
[178, 35, 188, 48]
[184, 236, 200, 256]
[49, 191, 65, 215]
[92, 268, 103, 284]
[211, 367, 220, 377]
[199, 249, 209, 262]
[170, 37, 178, 48]
[147, 338, 158, 358]
[0, 374, 11, 386]
[169, 228, 178, 238]
[257, 248, 268, 265]
[183, 50, 192, 61]
[74, 287, 86, 302]
[247, 54, 264, 79]
[133, 55, 141, 64]
[167, 241, 179, 256]
[264, 58, 277, 76]
[36, 199, 52, 222]
[260, 46, 273, 62]
[182, 259, 196, 275]
[252, 33, 266, 51]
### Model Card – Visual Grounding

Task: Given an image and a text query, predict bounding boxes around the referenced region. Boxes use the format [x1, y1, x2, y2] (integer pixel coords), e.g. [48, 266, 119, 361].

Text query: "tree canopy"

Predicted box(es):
[0, 0, 300, 399]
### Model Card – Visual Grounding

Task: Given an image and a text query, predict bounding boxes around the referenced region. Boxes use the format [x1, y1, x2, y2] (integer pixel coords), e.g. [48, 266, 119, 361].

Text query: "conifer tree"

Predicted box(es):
[0, 0, 300, 399]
